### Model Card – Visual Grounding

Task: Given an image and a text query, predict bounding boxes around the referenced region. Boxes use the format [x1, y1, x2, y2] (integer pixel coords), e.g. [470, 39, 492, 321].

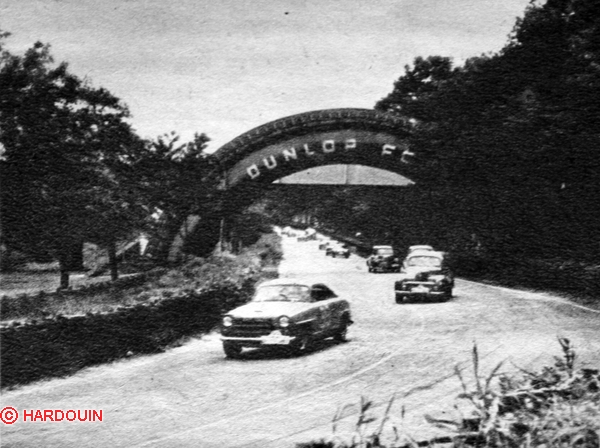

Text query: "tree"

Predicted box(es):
[375, 0, 600, 260]
[0, 33, 146, 286]
[376, 55, 456, 123]
[131, 132, 219, 262]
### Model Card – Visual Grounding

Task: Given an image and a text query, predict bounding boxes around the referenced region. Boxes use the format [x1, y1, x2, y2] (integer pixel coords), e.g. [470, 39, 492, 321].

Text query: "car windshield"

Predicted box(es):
[375, 248, 393, 256]
[253, 285, 312, 302]
[407, 256, 442, 268]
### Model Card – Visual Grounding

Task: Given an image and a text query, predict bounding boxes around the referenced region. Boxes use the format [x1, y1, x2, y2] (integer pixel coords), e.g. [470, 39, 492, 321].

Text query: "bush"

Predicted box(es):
[298, 340, 600, 448]
[0, 233, 282, 389]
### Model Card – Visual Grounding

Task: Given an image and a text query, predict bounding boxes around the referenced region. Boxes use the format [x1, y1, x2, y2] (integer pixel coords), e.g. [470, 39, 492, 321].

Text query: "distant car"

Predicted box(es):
[327, 243, 350, 258]
[297, 228, 317, 242]
[220, 279, 352, 358]
[367, 245, 400, 273]
[305, 227, 317, 240]
[408, 245, 434, 253]
[318, 239, 331, 250]
[297, 230, 309, 242]
[282, 226, 300, 237]
[394, 250, 454, 303]
[324, 242, 335, 255]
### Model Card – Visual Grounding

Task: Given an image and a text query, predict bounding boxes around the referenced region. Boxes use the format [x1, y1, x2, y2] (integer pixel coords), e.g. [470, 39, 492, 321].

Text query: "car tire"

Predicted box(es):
[396, 294, 409, 304]
[334, 316, 350, 343]
[223, 342, 242, 359]
[291, 333, 312, 356]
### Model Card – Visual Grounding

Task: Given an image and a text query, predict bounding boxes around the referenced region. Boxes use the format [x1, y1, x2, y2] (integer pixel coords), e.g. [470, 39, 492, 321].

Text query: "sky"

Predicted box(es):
[1, 0, 532, 153]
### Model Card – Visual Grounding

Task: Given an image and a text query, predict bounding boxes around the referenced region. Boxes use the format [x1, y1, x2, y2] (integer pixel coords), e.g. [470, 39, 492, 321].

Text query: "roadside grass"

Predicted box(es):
[454, 256, 600, 311]
[1, 263, 65, 296]
[0, 233, 282, 388]
[0, 233, 282, 323]
[297, 339, 600, 448]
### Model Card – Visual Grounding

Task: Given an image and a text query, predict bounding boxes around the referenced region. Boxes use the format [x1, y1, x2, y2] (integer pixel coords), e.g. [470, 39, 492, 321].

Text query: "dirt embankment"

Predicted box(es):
[0, 234, 282, 389]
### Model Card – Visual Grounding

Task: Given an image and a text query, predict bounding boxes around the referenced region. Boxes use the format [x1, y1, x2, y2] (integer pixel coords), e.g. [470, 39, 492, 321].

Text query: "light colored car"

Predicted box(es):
[220, 279, 353, 358]
[394, 250, 454, 303]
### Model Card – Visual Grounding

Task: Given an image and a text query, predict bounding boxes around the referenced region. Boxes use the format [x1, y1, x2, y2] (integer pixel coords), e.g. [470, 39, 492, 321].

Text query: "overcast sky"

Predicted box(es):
[1, 0, 531, 152]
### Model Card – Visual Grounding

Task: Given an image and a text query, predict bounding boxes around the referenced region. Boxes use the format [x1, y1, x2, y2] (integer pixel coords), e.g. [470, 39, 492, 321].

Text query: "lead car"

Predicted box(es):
[220, 279, 353, 358]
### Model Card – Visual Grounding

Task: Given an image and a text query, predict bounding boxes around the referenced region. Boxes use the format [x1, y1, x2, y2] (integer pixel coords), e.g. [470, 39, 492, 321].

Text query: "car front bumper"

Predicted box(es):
[395, 290, 446, 300]
[221, 333, 297, 347]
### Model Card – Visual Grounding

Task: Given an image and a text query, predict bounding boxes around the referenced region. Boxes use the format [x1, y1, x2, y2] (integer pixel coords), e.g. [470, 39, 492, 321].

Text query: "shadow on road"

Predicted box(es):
[225, 339, 346, 361]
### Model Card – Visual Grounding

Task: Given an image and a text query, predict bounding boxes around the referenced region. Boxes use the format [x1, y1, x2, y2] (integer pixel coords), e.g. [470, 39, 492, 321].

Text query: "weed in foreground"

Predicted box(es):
[299, 339, 600, 448]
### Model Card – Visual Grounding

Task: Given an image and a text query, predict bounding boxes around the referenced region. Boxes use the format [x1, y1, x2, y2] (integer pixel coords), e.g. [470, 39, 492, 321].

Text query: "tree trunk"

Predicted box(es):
[56, 240, 83, 290]
[108, 241, 119, 281]
[67, 240, 85, 271]
[59, 260, 70, 290]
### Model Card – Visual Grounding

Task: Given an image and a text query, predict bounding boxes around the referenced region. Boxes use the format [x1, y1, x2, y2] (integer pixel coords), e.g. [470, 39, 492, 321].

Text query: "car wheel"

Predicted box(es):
[223, 342, 242, 359]
[368, 266, 373, 272]
[291, 333, 313, 356]
[334, 316, 350, 343]
[395, 294, 408, 304]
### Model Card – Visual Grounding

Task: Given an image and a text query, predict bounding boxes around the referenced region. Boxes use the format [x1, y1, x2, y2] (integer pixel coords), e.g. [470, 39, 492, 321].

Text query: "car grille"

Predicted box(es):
[404, 281, 434, 286]
[228, 318, 274, 337]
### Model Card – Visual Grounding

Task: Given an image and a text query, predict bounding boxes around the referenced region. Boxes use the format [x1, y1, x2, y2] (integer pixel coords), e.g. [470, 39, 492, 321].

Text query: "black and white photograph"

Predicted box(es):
[1, 1, 599, 447]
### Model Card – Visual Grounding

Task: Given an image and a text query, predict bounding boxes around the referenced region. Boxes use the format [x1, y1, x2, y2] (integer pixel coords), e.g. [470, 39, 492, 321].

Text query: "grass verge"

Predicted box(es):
[0, 233, 282, 389]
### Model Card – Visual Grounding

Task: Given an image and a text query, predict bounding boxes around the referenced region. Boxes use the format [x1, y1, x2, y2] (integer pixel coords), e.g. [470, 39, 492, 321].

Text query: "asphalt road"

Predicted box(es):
[2, 236, 599, 447]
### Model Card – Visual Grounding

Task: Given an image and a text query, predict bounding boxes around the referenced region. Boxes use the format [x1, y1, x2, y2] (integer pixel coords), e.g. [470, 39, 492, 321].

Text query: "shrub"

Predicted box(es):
[298, 340, 600, 448]
[0, 232, 282, 388]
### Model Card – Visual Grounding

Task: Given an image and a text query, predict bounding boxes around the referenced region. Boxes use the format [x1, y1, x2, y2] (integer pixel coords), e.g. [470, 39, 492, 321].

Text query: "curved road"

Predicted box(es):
[2, 236, 599, 447]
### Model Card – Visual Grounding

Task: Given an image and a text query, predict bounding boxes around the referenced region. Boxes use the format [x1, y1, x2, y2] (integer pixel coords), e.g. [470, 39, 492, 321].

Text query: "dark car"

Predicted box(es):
[327, 242, 350, 258]
[319, 239, 331, 250]
[366, 245, 400, 273]
[394, 250, 454, 303]
[220, 279, 352, 358]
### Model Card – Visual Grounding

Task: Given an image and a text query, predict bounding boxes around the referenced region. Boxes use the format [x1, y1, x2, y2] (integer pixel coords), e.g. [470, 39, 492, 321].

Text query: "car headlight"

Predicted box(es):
[278, 316, 291, 328]
[223, 316, 233, 327]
